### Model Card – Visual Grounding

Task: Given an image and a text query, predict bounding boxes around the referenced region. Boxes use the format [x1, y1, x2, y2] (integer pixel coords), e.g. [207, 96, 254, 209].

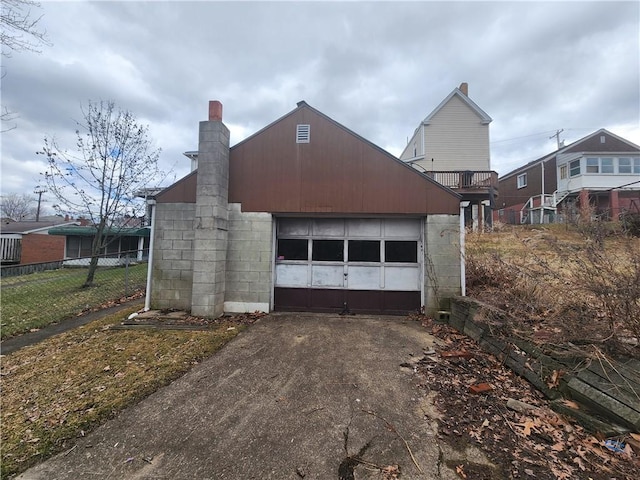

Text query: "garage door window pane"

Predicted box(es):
[277, 239, 308, 260]
[385, 241, 417, 263]
[312, 240, 344, 261]
[348, 240, 380, 262]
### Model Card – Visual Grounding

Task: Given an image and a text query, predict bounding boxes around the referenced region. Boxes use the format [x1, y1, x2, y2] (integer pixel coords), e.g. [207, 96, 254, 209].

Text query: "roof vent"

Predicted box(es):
[296, 124, 310, 143]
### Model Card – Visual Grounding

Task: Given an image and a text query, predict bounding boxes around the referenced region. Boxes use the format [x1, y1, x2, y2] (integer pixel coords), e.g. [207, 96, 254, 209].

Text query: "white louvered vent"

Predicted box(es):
[296, 124, 310, 143]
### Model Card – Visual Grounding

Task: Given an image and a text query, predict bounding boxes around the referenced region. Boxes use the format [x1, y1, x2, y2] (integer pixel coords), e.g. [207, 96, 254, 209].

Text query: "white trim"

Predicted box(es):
[224, 301, 270, 313]
[423, 88, 492, 125]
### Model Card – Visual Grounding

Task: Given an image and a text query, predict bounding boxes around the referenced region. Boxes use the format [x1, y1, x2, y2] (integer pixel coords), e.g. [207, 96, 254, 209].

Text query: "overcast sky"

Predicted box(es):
[1, 0, 639, 212]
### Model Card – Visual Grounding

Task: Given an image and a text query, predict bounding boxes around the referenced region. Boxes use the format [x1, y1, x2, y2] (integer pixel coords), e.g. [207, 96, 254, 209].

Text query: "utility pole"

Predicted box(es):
[34, 187, 46, 221]
[549, 129, 564, 149]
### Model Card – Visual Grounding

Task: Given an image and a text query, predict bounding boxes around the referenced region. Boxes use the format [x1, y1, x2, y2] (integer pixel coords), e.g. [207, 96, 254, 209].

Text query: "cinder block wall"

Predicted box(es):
[151, 203, 196, 310]
[424, 214, 461, 314]
[224, 203, 273, 313]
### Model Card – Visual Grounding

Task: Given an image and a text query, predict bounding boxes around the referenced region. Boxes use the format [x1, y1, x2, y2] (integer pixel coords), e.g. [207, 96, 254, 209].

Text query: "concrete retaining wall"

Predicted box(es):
[445, 296, 640, 434]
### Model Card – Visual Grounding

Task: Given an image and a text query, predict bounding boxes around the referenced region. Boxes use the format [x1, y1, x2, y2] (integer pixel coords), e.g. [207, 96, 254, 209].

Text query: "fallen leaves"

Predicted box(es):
[415, 319, 639, 480]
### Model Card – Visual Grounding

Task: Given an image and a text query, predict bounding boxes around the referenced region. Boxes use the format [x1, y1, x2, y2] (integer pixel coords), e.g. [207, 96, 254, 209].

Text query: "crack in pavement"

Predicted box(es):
[338, 413, 372, 480]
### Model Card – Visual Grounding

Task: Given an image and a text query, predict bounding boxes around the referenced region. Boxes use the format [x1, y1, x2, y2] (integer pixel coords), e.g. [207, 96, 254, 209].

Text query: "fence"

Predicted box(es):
[0, 251, 148, 339]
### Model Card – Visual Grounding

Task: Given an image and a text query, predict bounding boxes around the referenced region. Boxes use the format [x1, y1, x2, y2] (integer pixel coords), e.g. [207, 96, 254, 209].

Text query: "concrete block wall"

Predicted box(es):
[191, 113, 230, 318]
[151, 203, 196, 310]
[224, 203, 273, 313]
[424, 214, 461, 314]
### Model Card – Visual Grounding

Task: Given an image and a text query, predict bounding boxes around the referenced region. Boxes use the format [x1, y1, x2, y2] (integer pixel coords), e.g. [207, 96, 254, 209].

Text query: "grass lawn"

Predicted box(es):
[1, 264, 147, 339]
[0, 306, 243, 478]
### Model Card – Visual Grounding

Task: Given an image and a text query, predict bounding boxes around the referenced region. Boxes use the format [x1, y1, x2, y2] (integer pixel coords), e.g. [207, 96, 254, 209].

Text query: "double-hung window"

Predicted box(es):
[516, 173, 527, 189]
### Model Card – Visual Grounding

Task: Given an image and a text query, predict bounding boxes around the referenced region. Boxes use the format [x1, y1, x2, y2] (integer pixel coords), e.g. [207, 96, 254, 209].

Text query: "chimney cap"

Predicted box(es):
[209, 100, 223, 121]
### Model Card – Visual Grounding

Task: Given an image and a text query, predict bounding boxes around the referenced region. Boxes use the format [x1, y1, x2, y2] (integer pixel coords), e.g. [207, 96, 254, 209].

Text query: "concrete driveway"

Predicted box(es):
[18, 313, 486, 480]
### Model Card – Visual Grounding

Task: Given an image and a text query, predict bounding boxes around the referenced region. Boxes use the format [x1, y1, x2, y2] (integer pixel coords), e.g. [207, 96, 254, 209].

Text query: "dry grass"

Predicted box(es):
[466, 223, 640, 354]
[0, 306, 244, 478]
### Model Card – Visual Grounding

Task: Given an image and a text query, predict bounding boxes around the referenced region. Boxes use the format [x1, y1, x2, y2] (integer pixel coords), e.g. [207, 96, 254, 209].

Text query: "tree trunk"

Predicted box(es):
[83, 254, 100, 288]
[83, 222, 105, 287]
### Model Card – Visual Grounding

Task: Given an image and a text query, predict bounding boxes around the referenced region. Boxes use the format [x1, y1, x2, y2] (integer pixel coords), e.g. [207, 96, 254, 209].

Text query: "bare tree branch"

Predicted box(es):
[39, 100, 164, 287]
[1, 0, 51, 56]
[0, 192, 37, 220]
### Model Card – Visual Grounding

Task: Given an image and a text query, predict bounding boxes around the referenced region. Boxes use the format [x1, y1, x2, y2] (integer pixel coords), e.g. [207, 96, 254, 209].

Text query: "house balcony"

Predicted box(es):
[426, 170, 499, 198]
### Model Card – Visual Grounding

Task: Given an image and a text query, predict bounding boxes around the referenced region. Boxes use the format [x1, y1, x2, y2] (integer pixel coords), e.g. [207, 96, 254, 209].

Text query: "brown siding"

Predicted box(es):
[156, 171, 197, 204]
[564, 132, 640, 154]
[499, 158, 557, 210]
[229, 106, 459, 215]
[20, 234, 65, 264]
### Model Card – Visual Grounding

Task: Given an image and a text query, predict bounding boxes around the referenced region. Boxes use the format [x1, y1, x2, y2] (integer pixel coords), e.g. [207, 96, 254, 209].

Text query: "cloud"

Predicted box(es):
[1, 0, 638, 204]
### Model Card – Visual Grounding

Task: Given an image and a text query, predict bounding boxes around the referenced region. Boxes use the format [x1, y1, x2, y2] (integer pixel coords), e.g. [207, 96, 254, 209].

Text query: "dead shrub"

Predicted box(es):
[466, 225, 640, 356]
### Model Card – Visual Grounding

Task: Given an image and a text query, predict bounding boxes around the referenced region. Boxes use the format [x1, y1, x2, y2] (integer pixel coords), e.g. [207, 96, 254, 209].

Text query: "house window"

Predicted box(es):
[559, 165, 567, 180]
[516, 173, 527, 189]
[601, 158, 614, 173]
[586, 157, 615, 174]
[296, 124, 310, 143]
[569, 159, 581, 177]
[619, 157, 640, 174]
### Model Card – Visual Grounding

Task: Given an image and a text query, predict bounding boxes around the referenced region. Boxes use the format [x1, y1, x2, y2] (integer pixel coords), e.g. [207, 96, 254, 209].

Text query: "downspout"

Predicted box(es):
[460, 201, 470, 296]
[541, 161, 545, 224]
[144, 199, 157, 311]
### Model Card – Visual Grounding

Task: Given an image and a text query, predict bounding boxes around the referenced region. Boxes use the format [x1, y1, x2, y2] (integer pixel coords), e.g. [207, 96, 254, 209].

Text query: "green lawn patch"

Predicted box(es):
[1, 264, 147, 339]
[0, 306, 244, 478]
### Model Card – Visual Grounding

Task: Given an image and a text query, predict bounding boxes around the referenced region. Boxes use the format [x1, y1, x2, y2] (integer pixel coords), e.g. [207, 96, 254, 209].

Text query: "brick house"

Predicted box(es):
[0, 220, 75, 265]
[147, 101, 466, 317]
[497, 129, 640, 224]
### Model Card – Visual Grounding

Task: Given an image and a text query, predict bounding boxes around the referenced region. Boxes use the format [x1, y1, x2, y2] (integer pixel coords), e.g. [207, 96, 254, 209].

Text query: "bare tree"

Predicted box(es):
[1, 0, 51, 131]
[0, 192, 37, 221]
[1, 0, 51, 56]
[40, 100, 163, 287]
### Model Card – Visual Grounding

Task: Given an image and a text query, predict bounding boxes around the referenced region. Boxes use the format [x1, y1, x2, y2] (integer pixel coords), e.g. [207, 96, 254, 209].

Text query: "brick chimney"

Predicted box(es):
[209, 100, 223, 121]
[459, 83, 468, 96]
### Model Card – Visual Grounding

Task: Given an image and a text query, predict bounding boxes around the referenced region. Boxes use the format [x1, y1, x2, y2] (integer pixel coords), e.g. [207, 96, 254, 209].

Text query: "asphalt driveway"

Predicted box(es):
[18, 313, 490, 479]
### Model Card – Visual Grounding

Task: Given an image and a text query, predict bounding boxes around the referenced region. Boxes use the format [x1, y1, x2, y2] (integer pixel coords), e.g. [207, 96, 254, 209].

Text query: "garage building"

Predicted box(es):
[149, 101, 464, 316]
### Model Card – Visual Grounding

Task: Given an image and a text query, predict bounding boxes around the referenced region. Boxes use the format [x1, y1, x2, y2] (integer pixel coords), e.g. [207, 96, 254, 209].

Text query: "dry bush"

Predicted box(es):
[466, 224, 640, 356]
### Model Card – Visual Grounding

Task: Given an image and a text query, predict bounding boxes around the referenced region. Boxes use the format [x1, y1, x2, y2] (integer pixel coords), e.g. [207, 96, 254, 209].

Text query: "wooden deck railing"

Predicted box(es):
[425, 171, 498, 191]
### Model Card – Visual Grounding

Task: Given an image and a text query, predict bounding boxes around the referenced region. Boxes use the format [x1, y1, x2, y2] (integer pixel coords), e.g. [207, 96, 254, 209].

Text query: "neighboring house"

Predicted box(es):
[47, 225, 150, 266]
[149, 101, 465, 317]
[497, 129, 640, 224]
[0, 220, 76, 265]
[399, 83, 497, 230]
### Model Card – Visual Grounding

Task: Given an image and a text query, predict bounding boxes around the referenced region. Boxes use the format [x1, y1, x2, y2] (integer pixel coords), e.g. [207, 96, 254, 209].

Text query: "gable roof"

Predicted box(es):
[0, 221, 77, 235]
[423, 88, 492, 125]
[228, 101, 461, 214]
[158, 101, 462, 215]
[501, 128, 640, 180]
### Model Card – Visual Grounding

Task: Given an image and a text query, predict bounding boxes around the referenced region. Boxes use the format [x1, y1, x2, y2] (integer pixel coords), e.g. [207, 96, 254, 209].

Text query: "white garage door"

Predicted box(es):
[274, 218, 423, 314]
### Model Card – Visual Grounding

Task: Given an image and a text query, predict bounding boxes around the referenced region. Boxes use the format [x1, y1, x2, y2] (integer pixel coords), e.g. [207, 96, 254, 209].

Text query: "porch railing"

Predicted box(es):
[425, 170, 498, 190]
